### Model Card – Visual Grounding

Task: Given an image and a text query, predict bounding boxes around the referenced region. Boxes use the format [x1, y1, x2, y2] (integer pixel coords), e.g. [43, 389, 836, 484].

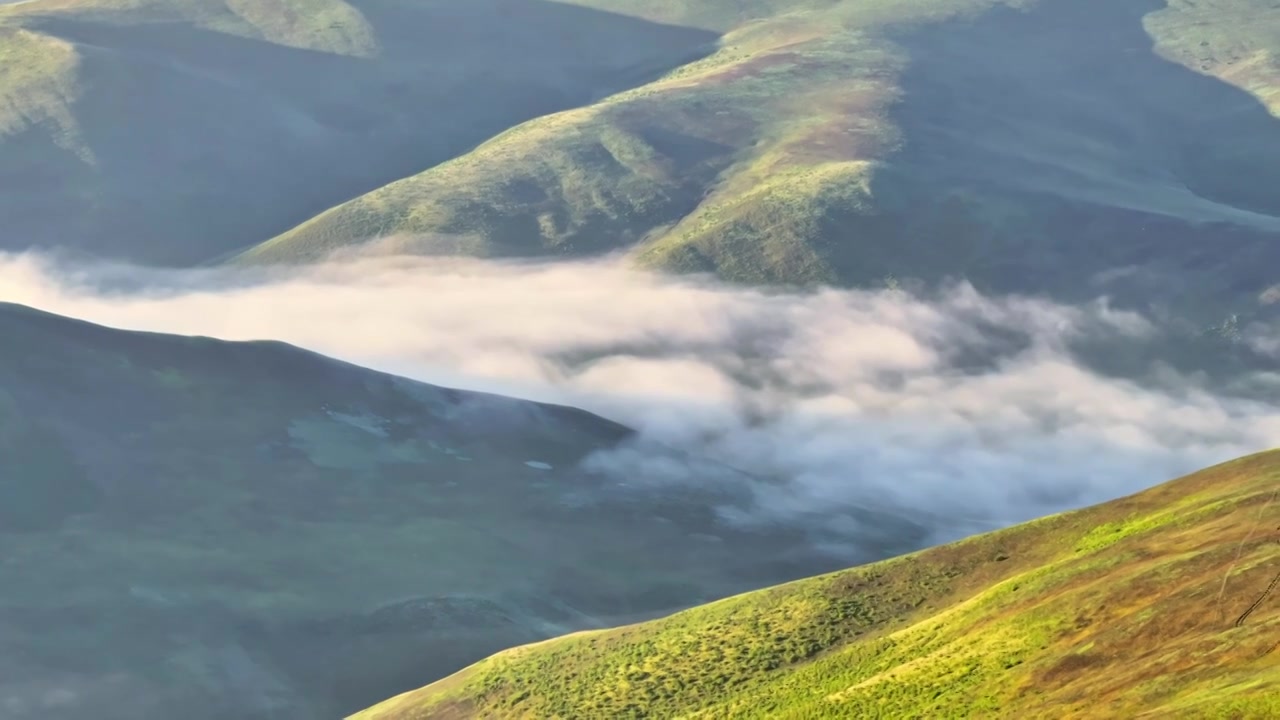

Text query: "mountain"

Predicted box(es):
[354, 450, 1280, 719]
[236, 0, 1280, 324]
[0, 302, 929, 720]
[6, 0, 1278, 323]
[0, 0, 714, 264]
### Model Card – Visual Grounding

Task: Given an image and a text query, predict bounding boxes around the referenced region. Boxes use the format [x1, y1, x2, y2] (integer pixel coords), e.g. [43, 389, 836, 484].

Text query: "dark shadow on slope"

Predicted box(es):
[848, 0, 1280, 322]
[0, 303, 892, 720]
[4, 0, 716, 264]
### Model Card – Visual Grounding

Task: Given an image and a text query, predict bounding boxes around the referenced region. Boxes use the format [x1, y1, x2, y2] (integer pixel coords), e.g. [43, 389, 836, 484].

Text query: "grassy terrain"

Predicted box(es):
[0, 0, 716, 264]
[0, 302, 915, 720]
[5, 0, 1278, 321]
[355, 449, 1280, 719]
[239, 0, 1280, 324]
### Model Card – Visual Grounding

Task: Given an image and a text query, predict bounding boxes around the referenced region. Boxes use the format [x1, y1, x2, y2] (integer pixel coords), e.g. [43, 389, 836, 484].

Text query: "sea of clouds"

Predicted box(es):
[3, 245, 1278, 545]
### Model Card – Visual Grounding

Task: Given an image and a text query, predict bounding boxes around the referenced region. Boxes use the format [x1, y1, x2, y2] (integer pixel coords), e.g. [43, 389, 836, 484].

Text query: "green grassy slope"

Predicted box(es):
[243, 0, 1280, 322]
[0, 0, 715, 264]
[0, 302, 917, 720]
[355, 450, 1280, 720]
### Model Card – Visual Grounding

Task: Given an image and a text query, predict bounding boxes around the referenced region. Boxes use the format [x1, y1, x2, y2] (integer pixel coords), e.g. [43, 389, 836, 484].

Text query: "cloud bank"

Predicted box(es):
[2, 248, 1277, 544]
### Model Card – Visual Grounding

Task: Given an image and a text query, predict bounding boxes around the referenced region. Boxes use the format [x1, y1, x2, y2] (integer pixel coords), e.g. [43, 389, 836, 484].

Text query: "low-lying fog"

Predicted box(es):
[5, 243, 1278, 545]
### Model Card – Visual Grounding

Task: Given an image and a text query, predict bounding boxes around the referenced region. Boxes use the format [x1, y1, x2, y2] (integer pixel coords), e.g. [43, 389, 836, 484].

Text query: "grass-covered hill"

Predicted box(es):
[0, 302, 923, 720]
[355, 449, 1280, 720]
[6, 0, 1279, 322]
[0, 0, 714, 264]
[240, 0, 1280, 323]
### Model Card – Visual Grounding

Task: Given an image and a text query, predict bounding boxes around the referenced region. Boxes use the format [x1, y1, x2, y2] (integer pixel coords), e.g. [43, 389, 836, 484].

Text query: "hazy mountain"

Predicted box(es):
[0, 302, 928, 720]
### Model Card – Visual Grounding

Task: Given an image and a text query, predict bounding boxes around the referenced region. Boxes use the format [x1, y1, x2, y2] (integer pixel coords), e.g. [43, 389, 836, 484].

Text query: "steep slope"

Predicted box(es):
[355, 450, 1280, 719]
[0, 0, 714, 264]
[244, 0, 1280, 323]
[0, 302, 926, 720]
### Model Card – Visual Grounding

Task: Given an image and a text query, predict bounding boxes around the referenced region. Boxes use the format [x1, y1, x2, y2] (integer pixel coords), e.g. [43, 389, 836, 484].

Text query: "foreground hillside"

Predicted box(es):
[357, 450, 1280, 719]
[242, 0, 1280, 323]
[0, 303, 915, 720]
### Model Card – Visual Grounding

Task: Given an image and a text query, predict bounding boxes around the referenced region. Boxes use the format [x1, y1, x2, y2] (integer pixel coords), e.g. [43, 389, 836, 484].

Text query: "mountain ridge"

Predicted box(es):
[5, 0, 1278, 326]
[236, 0, 1280, 325]
[0, 0, 717, 264]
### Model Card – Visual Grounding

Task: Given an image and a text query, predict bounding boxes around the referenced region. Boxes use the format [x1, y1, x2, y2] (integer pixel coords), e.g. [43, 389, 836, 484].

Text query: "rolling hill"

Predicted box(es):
[0, 0, 715, 264]
[0, 302, 928, 720]
[237, 0, 1280, 324]
[354, 449, 1280, 720]
[4, 0, 1278, 323]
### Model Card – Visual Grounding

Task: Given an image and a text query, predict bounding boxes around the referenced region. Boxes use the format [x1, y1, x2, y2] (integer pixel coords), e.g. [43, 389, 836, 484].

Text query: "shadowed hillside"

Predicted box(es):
[860, 0, 1280, 311]
[0, 302, 926, 720]
[355, 450, 1280, 719]
[243, 0, 1280, 324]
[0, 0, 715, 264]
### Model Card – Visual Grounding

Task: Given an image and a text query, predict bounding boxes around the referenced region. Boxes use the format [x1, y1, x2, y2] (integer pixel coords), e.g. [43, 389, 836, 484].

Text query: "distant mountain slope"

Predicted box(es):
[242, 0, 1280, 323]
[355, 450, 1280, 720]
[0, 302, 921, 720]
[0, 0, 714, 264]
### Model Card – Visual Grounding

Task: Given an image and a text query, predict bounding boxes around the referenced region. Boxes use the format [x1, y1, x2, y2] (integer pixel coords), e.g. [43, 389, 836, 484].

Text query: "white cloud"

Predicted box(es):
[1, 247, 1275, 544]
